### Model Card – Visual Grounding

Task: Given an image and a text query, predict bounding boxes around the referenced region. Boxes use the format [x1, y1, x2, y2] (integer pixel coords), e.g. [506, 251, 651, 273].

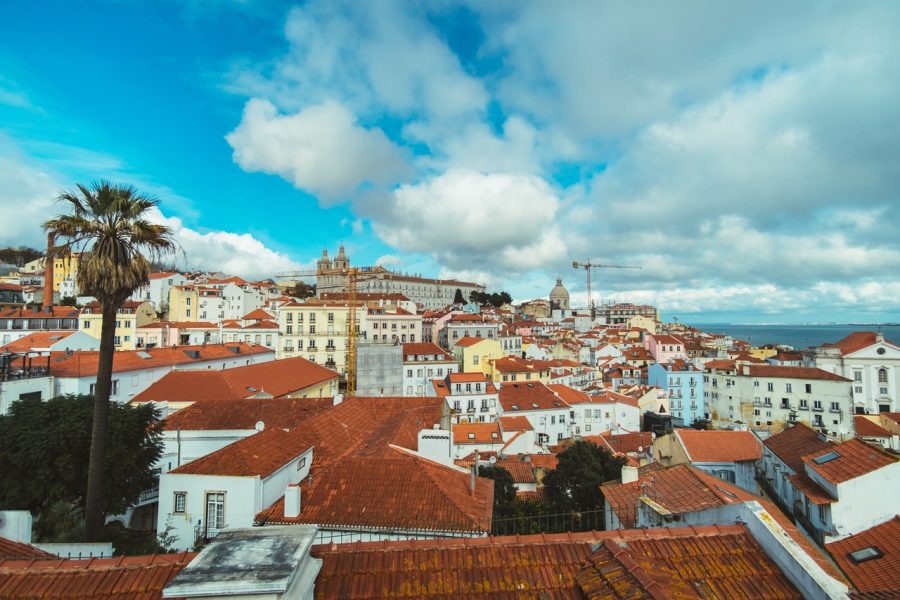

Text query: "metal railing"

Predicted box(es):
[490, 508, 606, 536]
[0, 366, 50, 382]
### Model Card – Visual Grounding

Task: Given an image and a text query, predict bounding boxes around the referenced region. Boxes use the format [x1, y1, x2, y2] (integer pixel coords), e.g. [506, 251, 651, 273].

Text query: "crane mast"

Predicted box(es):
[571, 260, 640, 318]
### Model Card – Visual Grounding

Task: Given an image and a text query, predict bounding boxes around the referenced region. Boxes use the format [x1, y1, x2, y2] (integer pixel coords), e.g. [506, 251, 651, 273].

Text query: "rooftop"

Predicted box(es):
[675, 429, 763, 463]
[162, 397, 334, 431]
[763, 423, 833, 473]
[823, 331, 899, 355]
[453, 422, 502, 444]
[802, 438, 898, 485]
[826, 516, 900, 594]
[498, 381, 568, 412]
[746, 364, 851, 382]
[132, 356, 337, 403]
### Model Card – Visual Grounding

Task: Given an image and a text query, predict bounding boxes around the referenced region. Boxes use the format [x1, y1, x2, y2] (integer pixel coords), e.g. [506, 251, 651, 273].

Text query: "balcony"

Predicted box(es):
[0, 366, 50, 382]
[480, 406, 490, 412]
[812, 406, 824, 412]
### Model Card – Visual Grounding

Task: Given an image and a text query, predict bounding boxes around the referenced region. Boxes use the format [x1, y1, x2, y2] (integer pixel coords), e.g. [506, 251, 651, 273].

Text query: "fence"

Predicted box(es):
[490, 508, 607, 536]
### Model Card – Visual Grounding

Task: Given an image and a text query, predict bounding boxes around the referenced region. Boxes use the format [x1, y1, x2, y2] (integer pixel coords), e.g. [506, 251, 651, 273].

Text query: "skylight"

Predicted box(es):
[813, 451, 841, 465]
[136, 351, 152, 359]
[849, 547, 883, 563]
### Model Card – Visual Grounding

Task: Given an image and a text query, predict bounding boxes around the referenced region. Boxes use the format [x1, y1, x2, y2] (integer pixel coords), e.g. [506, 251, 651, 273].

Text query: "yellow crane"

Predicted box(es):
[275, 267, 360, 395]
[572, 260, 640, 317]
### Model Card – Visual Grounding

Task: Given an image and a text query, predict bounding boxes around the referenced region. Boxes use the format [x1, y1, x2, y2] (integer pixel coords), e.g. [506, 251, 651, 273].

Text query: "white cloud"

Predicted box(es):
[373, 170, 567, 274]
[0, 136, 60, 248]
[375, 254, 401, 267]
[226, 98, 410, 201]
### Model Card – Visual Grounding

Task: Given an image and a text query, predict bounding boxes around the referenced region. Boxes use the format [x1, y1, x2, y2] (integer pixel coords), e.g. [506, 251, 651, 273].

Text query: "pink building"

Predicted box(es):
[645, 334, 687, 364]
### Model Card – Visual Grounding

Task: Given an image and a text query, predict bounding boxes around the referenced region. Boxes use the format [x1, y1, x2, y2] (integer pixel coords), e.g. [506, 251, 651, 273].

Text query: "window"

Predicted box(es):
[830, 401, 840, 411]
[407, 369, 413, 378]
[186, 309, 191, 317]
[805, 384, 812, 393]
[814, 400, 822, 410]
[785, 383, 792, 393]
[174, 492, 186, 513]
[878, 368, 888, 384]
[800, 399, 808, 408]
[854, 371, 862, 382]
[205, 492, 225, 538]
[186, 298, 191, 305]
[287, 325, 293, 334]
[767, 382, 774, 392]
[298, 456, 307, 470]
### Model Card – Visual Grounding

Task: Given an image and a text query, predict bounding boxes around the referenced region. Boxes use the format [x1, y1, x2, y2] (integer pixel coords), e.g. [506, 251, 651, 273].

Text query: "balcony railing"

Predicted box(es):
[0, 366, 50, 382]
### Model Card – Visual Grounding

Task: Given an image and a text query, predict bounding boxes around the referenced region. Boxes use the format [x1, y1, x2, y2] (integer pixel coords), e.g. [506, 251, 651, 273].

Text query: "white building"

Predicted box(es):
[497, 381, 571, 445]
[440, 314, 500, 350]
[652, 429, 763, 494]
[705, 361, 854, 439]
[549, 384, 641, 437]
[130, 272, 188, 311]
[807, 331, 900, 414]
[430, 372, 499, 424]
[362, 306, 422, 344]
[402, 342, 458, 396]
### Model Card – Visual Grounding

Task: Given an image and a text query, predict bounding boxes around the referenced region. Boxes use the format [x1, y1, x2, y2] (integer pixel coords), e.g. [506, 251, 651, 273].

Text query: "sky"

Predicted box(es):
[1, 1, 899, 324]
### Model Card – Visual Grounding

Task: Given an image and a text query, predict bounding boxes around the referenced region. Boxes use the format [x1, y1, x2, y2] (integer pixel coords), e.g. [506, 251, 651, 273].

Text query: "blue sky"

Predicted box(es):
[1, 1, 899, 323]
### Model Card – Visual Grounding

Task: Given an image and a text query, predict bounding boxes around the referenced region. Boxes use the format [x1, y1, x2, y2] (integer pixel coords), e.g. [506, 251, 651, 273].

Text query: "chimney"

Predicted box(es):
[284, 485, 301, 518]
[42, 233, 54, 311]
[875, 332, 885, 343]
[470, 464, 476, 497]
[621, 464, 639, 484]
[332, 393, 343, 406]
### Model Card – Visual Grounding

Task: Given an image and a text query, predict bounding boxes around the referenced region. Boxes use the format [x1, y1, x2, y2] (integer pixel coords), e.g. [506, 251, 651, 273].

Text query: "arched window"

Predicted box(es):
[878, 368, 888, 384]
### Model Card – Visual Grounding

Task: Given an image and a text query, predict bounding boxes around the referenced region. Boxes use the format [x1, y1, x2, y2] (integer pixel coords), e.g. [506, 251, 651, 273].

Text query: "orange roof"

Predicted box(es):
[499, 381, 568, 412]
[0, 331, 76, 353]
[171, 427, 311, 477]
[763, 423, 833, 473]
[491, 356, 553, 373]
[0, 537, 53, 560]
[826, 516, 900, 594]
[675, 429, 763, 463]
[132, 357, 337, 403]
[453, 336, 487, 348]
[704, 359, 738, 371]
[310, 525, 801, 599]
[824, 331, 899, 355]
[787, 472, 836, 505]
[548, 384, 590, 405]
[747, 364, 851, 382]
[242, 308, 274, 321]
[162, 397, 333, 431]
[0, 552, 195, 599]
[148, 271, 180, 279]
[854, 415, 893, 438]
[402, 342, 454, 361]
[447, 372, 493, 384]
[802, 438, 898, 485]
[492, 457, 536, 484]
[599, 431, 652, 455]
[652, 334, 684, 345]
[48, 343, 273, 378]
[0, 306, 79, 319]
[499, 415, 532, 432]
[138, 320, 217, 329]
[453, 422, 502, 444]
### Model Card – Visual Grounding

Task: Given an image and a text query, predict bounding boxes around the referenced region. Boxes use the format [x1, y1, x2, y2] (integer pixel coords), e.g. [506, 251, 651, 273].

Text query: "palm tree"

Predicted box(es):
[44, 182, 175, 541]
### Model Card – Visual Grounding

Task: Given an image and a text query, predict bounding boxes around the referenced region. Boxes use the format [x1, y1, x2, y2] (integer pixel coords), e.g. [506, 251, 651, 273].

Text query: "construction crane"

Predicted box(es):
[572, 260, 640, 317]
[274, 267, 360, 396]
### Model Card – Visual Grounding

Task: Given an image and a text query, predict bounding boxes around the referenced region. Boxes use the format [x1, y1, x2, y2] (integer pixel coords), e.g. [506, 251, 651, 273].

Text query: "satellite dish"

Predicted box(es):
[255, 421, 265, 432]
[489, 456, 497, 464]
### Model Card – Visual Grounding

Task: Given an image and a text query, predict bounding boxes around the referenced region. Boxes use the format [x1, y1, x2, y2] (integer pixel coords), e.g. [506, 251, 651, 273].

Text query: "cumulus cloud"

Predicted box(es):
[226, 98, 410, 201]
[373, 170, 567, 274]
[0, 136, 61, 247]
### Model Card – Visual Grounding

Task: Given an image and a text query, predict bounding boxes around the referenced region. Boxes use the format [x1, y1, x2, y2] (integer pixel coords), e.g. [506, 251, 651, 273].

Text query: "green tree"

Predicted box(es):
[44, 182, 175, 540]
[454, 288, 465, 304]
[543, 440, 626, 514]
[290, 281, 316, 299]
[0, 394, 163, 527]
[478, 466, 518, 521]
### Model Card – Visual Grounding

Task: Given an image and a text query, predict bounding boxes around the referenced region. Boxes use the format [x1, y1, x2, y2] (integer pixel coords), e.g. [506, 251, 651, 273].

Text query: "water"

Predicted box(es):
[685, 323, 900, 350]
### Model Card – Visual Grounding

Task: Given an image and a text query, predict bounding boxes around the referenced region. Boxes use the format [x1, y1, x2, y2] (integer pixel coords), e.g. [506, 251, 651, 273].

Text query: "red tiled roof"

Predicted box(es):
[453, 336, 487, 348]
[787, 472, 836, 505]
[0, 538, 53, 560]
[499, 416, 532, 432]
[651, 334, 684, 345]
[675, 429, 763, 463]
[132, 357, 337, 403]
[490, 356, 553, 373]
[0, 331, 77, 353]
[138, 320, 217, 329]
[747, 364, 851, 382]
[499, 381, 568, 412]
[48, 343, 273, 378]
[402, 342, 454, 361]
[824, 331, 899, 355]
[148, 271, 179, 280]
[492, 458, 536, 484]
[170, 428, 311, 477]
[826, 516, 900, 594]
[453, 422, 502, 445]
[524, 453, 559, 470]
[310, 525, 801, 599]
[763, 423, 833, 473]
[162, 397, 333, 431]
[854, 415, 893, 438]
[0, 306, 79, 319]
[802, 438, 898, 485]
[447, 372, 493, 384]
[241, 308, 274, 320]
[599, 431, 652, 455]
[259, 447, 493, 533]
[548, 383, 590, 405]
[0, 552, 195, 599]
[704, 359, 737, 371]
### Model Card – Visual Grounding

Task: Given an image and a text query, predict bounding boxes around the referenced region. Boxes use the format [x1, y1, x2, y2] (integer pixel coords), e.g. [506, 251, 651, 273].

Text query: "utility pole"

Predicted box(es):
[571, 260, 640, 318]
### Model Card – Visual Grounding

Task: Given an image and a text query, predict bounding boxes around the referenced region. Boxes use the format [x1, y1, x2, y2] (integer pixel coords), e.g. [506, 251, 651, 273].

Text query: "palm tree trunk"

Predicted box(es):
[84, 302, 118, 541]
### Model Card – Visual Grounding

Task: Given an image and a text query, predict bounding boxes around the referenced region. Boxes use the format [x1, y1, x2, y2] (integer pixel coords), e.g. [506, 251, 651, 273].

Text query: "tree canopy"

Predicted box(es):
[0, 394, 163, 519]
[289, 281, 316, 299]
[478, 465, 518, 520]
[542, 440, 626, 513]
[469, 290, 513, 307]
[0, 246, 42, 266]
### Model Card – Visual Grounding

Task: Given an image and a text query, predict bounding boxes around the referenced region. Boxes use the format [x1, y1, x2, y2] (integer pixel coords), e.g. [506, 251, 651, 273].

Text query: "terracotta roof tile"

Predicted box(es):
[824, 331, 899, 355]
[599, 432, 652, 455]
[499, 381, 568, 412]
[827, 516, 900, 594]
[675, 429, 763, 463]
[47, 343, 273, 378]
[854, 416, 893, 438]
[169, 427, 310, 477]
[802, 438, 898, 485]
[132, 357, 337, 403]
[499, 416, 533, 432]
[0, 331, 77, 353]
[453, 336, 487, 348]
[162, 397, 333, 431]
[241, 308, 274, 321]
[310, 525, 801, 599]
[0, 306, 80, 319]
[0, 537, 54, 560]
[453, 422, 502, 445]
[492, 458, 536, 484]
[401, 342, 454, 361]
[747, 364, 851, 381]
[0, 552, 194, 599]
[763, 423, 833, 473]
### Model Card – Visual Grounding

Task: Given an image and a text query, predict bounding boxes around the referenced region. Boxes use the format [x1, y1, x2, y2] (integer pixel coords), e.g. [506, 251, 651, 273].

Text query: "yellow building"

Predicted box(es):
[627, 315, 657, 335]
[278, 301, 356, 375]
[167, 285, 200, 321]
[52, 253, 82, 293]
[485, 356, 553, 384]
[79, 300, 158, 350]
[453, 336, 504, 374]
[748, 346, 778, 360]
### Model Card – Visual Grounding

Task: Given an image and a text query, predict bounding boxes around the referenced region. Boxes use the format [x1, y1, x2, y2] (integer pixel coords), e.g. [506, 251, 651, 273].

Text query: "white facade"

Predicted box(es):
[567, 398, 640, 437]
[362, 308, 422, 344]
[157, 446, 313, 551]
[809, 334, 900, 414]
[131, 273, 188, 311]
[403, 358, 457, 397]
